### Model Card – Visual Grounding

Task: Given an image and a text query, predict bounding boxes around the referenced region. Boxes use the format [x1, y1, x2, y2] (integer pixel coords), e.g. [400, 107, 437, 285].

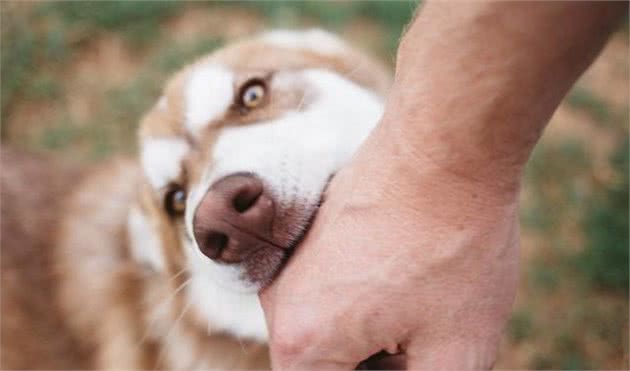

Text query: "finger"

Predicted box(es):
[406, 337, 498, 370]
[260, 288, 378, 370]
[269, 334, 359, 370]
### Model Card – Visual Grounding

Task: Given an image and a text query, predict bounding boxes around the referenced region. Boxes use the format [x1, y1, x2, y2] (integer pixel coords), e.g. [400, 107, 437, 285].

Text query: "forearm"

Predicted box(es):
[262, 4, 626, 370]
[383, 1, 625, 189]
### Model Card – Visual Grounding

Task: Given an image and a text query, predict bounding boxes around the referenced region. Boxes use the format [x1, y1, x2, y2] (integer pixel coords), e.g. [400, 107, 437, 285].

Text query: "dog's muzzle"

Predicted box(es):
[193, 173, 287, 262]
[192, 173, 291, 285]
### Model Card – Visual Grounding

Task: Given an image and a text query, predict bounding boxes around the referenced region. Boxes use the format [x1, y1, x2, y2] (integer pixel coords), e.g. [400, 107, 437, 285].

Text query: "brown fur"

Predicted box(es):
[1, 148, 90, 369]
[1, 149, 269, 369]
[1, 32, 388, 370]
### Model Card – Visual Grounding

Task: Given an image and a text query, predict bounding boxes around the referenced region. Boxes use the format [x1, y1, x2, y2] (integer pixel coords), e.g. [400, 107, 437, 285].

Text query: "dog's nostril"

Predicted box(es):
[233, 187, 262, 213]
[201, 232, 229, 259]
[193, 174, 276, 264]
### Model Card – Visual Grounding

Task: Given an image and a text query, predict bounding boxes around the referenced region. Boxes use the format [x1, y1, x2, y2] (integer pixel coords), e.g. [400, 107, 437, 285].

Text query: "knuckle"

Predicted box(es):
[269, 321, 318, 363]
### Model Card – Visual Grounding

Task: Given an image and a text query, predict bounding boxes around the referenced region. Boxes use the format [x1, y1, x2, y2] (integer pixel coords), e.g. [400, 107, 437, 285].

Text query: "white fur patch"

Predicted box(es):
[185, 64, 234, 134]
[190, 69, 382, 237]
[141, 137, 189, 189]
[185, 244, 268, 342]
[127, 206, 165, 271]
[261, 29, 347, 56]
[180, 68, 383, 340]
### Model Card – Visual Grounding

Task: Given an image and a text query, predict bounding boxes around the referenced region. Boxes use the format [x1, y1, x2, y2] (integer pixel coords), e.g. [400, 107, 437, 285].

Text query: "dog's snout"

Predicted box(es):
[193, 174, 276, 263]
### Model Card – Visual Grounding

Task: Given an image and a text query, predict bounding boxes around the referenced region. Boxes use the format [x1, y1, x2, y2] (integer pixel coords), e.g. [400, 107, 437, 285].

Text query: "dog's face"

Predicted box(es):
[128, 30, 388, 341]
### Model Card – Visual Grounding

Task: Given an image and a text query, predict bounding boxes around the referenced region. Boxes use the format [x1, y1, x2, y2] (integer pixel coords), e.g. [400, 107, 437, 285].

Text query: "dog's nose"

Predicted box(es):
[192, 174, 276, 263]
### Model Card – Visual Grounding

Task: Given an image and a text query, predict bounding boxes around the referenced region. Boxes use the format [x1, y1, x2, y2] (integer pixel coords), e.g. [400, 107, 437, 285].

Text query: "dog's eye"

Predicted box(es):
[239, 80, 266, 109]
[165, 186, 186, 216]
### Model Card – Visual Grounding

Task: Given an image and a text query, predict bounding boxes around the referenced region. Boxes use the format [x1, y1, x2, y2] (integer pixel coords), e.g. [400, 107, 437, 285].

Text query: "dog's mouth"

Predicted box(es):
[286, 192, 325, 252]
[242, 176, 332, 289]
[281, 173, 333, 257]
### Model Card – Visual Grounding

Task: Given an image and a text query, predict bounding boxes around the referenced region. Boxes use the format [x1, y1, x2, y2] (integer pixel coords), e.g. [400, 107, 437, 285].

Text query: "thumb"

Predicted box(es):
[259, 288, 372, 370]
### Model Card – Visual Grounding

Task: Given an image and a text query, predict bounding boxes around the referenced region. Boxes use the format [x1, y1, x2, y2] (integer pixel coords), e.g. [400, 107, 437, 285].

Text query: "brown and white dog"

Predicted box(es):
[1, 29, 390, 369]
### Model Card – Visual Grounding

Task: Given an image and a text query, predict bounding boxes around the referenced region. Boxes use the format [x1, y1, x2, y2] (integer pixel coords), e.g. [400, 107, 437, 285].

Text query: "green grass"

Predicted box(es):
[236, 0, 417, 54]
[1, 4, 68, 125]
[33, 1, 186, 47]
[508, 310, 534, 343]
[24, 73, 62, 100]
[520, 131, 628, 368]
[34, 36, 224, 160]
[527, 261, 560, 293]
[576, 136, 629, 293]
[521, 139, 591, 233]
[567, 86, 612, 125]
[38, 122, 79, 151]
[1, 1, 195, 128]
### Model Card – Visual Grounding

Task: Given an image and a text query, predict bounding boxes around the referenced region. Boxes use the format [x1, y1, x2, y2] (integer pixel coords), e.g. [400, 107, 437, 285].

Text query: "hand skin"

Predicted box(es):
[260, 2, 626, 369]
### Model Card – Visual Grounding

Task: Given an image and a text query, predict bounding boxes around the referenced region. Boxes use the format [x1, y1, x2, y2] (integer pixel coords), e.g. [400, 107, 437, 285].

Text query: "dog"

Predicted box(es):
[1, 29, 390, 369]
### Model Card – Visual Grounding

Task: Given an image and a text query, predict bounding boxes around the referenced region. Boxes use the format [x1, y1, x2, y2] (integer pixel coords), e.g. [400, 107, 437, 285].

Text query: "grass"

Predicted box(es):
[1, 4, 67, 125]
[33, 1, 185, 47]
[1, 0, 193, 127]
[576, 136, 629, 293]
[518, 109, 628, 368]
[523, 123, 628, 294]
[527, 261, 560, 293]
[31, 35, 224, 160]
[38, 122, 79, 151]
[567, 86, 612, 125]
[521, 139, 591, 234]
[508, 310, 534, 343]
[237, 1, 417, 54]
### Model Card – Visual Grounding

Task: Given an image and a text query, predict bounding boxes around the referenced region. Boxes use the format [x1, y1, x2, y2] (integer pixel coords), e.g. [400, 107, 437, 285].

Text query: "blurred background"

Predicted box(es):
[1, 1, 628, 369]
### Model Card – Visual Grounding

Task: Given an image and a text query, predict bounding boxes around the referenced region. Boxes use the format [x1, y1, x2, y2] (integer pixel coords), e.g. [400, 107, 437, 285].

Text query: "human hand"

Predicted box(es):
[259, 1, 623, 367]
[260, 121, 521, 369]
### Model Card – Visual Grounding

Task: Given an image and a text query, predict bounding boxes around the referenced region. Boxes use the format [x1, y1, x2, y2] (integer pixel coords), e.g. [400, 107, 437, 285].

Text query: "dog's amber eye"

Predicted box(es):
[165, 187, 186, 216]
[239, 80, 266, 109]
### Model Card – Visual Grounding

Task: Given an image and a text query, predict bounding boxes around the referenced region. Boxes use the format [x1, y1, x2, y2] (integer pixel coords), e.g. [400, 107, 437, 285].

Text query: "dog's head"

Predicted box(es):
[128, 29, 389, 340]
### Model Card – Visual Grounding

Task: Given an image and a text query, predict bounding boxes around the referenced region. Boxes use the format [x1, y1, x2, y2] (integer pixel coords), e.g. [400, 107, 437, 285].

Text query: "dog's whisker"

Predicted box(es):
[155, 284, 195, 367]
[135, 277, 191, 350]
[171, 276, 192, 296]
[168, 267, 188, 283]
[237, 335, 249, 355]
[294, 91, 307, 112]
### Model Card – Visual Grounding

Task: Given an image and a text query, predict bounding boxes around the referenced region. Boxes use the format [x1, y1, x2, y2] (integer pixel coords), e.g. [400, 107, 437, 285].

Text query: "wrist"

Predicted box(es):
[344, 119, 521, 228]
[375, 106, 525, 200]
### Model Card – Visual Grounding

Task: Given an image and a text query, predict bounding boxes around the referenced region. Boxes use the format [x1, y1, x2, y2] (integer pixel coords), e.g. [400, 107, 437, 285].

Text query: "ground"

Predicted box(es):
[1, 2, 628, 369]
